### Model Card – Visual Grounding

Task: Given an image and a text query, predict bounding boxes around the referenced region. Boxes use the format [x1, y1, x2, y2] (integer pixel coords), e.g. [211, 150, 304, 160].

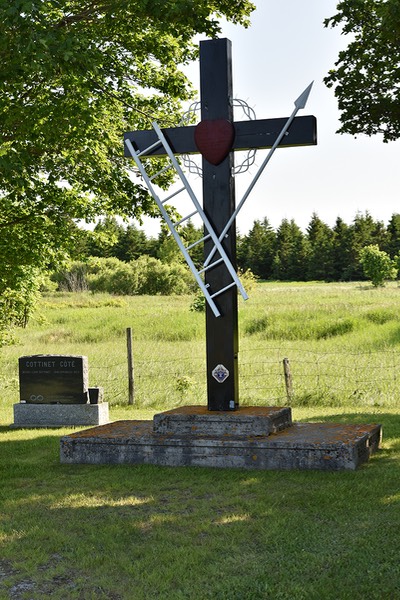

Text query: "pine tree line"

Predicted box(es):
[73, 212, 400, 282]
[238, 212, 400, 281]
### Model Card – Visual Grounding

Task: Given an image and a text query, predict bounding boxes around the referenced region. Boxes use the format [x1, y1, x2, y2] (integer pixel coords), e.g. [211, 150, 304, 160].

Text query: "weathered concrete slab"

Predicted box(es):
[13, 402, 109, 428]
[153, 405, 292, 436]
[60, 418, 381, 471]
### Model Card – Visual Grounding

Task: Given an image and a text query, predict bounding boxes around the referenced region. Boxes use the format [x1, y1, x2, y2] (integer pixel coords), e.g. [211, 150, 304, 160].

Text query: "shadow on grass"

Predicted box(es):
[1, 418, 400, 599]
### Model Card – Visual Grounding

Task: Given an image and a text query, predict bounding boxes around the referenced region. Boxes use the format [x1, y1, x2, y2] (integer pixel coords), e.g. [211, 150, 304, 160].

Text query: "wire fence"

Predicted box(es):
[89, 343, 400, 409]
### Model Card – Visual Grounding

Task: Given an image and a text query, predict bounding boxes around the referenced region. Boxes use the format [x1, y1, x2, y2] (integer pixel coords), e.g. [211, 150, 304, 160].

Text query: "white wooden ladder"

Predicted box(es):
[125, 122, 248, 317]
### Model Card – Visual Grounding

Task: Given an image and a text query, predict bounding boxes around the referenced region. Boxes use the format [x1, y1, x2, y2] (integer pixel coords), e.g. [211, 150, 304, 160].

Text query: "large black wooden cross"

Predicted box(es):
[124, 38, 317, 411]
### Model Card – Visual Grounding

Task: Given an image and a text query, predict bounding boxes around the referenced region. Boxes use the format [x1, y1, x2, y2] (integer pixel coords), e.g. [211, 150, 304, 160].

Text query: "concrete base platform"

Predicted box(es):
[60, 412, 381, 471]
[13, 402, 109, 428]
[153, 405, 292, 436]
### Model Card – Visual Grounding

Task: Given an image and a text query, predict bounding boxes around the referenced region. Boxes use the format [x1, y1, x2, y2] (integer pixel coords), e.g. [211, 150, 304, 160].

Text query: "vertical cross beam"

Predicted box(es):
[200, 39, 238, 411]
[124, 38, 317, 412]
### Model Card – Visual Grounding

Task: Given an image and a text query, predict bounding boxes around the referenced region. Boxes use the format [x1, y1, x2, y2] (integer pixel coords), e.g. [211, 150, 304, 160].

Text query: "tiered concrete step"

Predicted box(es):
[60, 406, 381, 471]
[153, 406, 292, 436]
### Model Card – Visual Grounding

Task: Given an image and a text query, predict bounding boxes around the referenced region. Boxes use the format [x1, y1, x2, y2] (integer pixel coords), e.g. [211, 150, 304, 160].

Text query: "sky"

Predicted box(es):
[137, 0, 400, 237]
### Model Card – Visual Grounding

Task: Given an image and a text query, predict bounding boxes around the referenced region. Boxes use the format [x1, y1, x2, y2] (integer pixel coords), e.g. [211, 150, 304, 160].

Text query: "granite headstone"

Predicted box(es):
[19, 355, 89, 404]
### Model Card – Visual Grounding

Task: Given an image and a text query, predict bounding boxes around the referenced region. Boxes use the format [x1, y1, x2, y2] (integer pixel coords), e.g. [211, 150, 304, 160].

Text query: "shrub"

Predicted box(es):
[238, 268, 258, 292]
[134, 256, 191, 295]
[190, 289, 206, 313]
[52, 256, 194, 296]
[359, 245, 397, 287]
[52, 261, 89, 292]
[189, 269, 257, 314]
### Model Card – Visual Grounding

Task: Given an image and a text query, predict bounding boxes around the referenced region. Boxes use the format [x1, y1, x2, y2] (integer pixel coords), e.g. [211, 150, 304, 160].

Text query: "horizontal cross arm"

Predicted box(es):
[124, 115, 317, 158]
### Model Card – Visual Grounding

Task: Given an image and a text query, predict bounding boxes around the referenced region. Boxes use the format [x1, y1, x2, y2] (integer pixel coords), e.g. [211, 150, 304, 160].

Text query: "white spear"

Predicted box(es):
[204, 82, 314, 267]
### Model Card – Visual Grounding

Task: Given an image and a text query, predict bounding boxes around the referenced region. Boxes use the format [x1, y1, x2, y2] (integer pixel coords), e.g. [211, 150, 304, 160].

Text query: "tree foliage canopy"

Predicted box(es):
[0, 0, 254, 335]
[0, 0, 254, 232]
[324, 0, 400, 142]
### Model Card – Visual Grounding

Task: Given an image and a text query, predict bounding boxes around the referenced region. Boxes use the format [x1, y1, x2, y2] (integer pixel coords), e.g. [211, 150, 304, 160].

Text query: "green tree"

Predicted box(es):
[67, 224, 96, 261]
[325, 0, 400, 141]
[306, 213, 335, 281]
[88, 217, 125, 258]
[384, 213, 400, 259]
[359, 244, 397, 286]
[180, 220, 204, 269]
[0, 266, 43, 345]
[272, 219, 309, 281]
[0, 0, 254, 340]
[114, 224, 153, 262]
[157, 220, 204, 267]
[238, 218, 276, 279]
[156, 225, 182, 265]
[346, 212, 387, 280]
[331, 217, 353, 280]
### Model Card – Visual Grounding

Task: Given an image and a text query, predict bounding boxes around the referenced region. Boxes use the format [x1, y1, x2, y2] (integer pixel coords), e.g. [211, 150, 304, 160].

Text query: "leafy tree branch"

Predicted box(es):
[325, 0, 400, 142]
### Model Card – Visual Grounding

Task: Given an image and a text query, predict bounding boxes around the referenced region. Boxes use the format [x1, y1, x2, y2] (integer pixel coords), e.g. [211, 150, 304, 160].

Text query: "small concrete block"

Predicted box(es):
[153, 405, 292, 436]
[60, 419, 382, 471]
[13, 402, 109, 428]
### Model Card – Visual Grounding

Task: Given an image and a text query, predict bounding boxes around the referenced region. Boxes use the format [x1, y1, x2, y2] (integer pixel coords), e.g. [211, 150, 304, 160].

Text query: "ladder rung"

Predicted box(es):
[186, 234, 211, 251]
[149, 164, 174, 181]
[198, 257, 224, 274]
[174, 210, 198, 228]
[137, 139, 163, 157]
[161, 187, 186, 204]
[210, 281, 237, 299]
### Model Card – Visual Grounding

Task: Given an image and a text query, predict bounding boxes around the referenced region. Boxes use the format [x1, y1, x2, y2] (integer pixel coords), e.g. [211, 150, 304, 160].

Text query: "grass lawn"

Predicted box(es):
[1, 283, 400, 598]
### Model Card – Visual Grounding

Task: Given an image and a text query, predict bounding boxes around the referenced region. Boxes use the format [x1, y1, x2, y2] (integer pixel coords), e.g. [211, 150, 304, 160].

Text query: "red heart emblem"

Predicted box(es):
[194, 120, 235, 165]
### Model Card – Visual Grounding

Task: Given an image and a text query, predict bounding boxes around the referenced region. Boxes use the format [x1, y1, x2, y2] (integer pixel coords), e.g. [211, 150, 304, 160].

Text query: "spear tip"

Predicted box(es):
[294, 81, 314, 109]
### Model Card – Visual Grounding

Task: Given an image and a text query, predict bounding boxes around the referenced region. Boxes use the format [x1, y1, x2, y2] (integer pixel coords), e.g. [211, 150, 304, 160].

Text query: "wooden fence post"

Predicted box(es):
[127, 327, 135, 405]
[283, 357, 293, 403]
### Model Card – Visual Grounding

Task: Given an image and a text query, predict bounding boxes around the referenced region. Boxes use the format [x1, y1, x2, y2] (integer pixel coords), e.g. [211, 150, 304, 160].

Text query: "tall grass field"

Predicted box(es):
[1, 281, 400, 599]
